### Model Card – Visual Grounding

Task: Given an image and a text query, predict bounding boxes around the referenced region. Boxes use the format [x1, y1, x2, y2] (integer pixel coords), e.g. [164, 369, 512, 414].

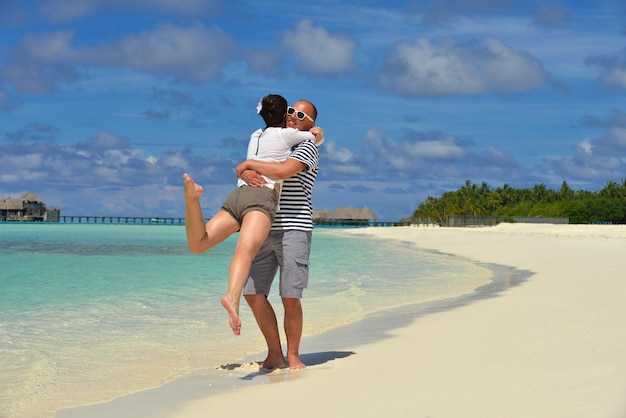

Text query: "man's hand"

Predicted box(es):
[236, 163, 267, 187]
[310, 127, 324, 145]
[183, 173, 204, 199]
[235, 161, 251, 178]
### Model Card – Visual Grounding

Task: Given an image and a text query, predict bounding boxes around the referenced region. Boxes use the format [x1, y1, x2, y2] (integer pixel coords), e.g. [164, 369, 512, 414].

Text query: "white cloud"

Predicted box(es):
[322, 139, 354, 163]
[578, 138, 593, 155]
[89, 24, 234, 82]
[0, 153, 44, 171]
[378, 36, 548, 96]
[283, 20, 358, 75]
[0, 31, 81, 93]
[552, 135, 625, 180]
[85, 131, 131, 151]
[610, 128, 626, 147]
[402, 136, 466, 160]
[586, 51, 626, 90]
[39, 0, 218, 22]
[161, 152, 189, 169]
[0, 24, 234, 93]
[19, 31, 78, 62]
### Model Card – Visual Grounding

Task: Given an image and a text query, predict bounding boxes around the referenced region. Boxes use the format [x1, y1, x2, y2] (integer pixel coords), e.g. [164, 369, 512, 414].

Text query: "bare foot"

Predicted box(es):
[261, 355, 287, 371]
[288, 354, 306, 370]
[220, 296, 241, 335]
[183, 173, 204, 198]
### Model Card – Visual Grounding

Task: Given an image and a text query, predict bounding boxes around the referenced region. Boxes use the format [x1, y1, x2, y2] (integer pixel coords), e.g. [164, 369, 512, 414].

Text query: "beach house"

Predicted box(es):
[313, 206, 378, 226]
[0, 193, 60, 222]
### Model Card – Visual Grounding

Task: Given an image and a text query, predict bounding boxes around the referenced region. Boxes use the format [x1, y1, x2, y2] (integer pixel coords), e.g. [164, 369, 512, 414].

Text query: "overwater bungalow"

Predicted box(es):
[0, 193, 60, 222]
[313, 206, 378, 226]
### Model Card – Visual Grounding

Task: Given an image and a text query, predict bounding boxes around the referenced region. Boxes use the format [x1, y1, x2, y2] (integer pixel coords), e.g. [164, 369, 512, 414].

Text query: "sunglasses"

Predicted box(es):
[287, 106, 315, 122]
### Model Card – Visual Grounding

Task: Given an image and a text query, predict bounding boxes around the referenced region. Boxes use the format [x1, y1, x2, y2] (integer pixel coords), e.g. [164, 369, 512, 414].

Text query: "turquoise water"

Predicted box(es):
[0, 224, 490, 418]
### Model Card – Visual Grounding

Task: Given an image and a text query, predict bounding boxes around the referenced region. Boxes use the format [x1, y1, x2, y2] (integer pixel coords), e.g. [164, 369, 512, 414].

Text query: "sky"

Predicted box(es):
[1, 0, 626, 221]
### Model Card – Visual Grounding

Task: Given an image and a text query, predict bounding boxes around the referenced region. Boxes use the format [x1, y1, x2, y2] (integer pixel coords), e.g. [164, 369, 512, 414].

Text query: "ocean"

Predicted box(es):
[0, 223, 492, 418]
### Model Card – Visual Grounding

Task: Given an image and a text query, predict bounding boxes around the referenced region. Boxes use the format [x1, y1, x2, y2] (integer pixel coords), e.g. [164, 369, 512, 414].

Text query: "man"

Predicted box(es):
[236, 100, 321, 370]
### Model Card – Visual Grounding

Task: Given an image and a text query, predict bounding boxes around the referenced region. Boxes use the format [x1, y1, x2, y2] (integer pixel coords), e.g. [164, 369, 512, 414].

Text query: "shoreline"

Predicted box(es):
[57, 224, 626, 418]
[57, 259, 527, 418]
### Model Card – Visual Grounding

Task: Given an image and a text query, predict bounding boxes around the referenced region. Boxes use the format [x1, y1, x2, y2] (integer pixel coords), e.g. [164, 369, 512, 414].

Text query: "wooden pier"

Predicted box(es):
[55, 217, 426, 227]
[59, 216, 186, 224]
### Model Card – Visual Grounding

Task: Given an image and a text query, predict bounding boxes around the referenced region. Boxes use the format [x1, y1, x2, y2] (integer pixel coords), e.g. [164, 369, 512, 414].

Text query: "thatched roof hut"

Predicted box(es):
[21, 193, 44, 202]
[0, 193, 45, 209]
[313, 206, 378, 221]
[353, 206, 377, 220]
[0, 197, 23, 211]
[1, 193, 52, 222]
[312, 209, 332, 219]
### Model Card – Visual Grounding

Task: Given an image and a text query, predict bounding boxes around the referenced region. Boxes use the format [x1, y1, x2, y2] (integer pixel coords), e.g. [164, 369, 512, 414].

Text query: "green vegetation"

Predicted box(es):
[411, 180, 626, 225]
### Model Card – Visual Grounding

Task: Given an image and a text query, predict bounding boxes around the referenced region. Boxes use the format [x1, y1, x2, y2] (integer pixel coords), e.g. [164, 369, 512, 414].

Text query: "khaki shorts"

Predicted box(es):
[221, 185, 278, 226]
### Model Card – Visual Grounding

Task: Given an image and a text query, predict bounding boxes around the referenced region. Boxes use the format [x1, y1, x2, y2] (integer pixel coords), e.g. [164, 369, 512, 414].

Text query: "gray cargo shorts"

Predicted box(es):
[243, 229, 312, 298]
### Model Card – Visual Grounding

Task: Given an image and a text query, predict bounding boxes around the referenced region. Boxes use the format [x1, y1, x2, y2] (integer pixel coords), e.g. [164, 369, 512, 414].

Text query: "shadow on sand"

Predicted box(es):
[236, 350, 356, 381]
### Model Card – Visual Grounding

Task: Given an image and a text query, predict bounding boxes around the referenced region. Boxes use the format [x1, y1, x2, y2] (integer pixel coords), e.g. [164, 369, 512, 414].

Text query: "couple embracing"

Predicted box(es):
[184, 95, 322, 370]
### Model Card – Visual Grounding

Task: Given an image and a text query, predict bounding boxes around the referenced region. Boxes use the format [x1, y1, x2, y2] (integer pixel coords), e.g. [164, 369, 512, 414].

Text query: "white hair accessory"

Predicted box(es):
[256, 100, 262, 114]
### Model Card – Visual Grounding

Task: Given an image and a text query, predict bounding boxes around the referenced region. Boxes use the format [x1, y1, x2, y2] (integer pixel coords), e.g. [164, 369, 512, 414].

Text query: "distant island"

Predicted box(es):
[411, 179, 626, 225]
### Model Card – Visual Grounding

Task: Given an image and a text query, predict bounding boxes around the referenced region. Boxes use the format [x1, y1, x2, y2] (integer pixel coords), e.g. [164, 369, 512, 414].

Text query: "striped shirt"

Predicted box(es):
[271, 140, 320, 231]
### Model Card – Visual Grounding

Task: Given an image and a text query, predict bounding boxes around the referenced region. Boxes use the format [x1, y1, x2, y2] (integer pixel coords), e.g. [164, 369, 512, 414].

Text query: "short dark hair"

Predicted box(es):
[259, 94, 287, 127]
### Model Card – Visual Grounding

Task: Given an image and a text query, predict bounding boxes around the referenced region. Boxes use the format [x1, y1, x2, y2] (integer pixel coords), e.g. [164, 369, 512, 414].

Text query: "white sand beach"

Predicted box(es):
[169, 223, 626, 418]
[58, 223, 626, 418]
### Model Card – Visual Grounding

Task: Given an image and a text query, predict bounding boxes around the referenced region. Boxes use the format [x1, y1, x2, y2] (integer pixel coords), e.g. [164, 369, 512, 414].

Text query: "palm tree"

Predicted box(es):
[559, 180, 574, 200]
[530, 184, 549, 203]
[487, 190, 502, 213]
